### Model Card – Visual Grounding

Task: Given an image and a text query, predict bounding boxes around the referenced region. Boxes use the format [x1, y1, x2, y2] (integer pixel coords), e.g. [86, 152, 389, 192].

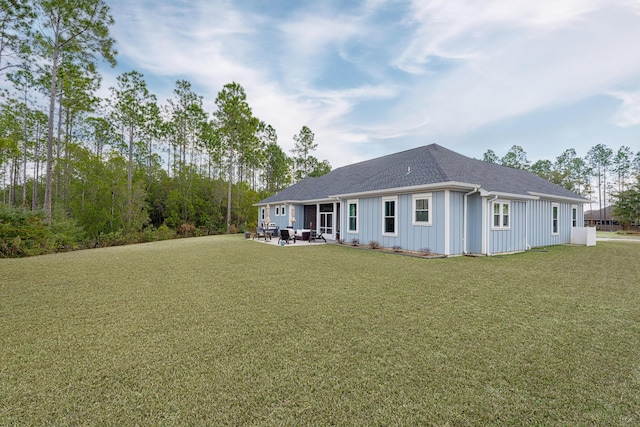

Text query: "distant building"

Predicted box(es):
[584, 206, 621, 231]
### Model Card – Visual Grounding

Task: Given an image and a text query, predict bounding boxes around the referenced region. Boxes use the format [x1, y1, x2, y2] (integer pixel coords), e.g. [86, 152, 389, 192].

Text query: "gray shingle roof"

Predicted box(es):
[259, 144, 587, 204]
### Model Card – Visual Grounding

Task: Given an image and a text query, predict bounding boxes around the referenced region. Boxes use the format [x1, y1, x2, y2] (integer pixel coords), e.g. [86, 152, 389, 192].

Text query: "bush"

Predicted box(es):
[178, 223, 196, 237]
[0, 205, 53, 257]
[392, 245, 402, 253]
[96, 230, 127, 247]
[368, 240, 379, 249]
[156, 224, 176, 241]
[351, 238, 359, 246]
[420, 247, 432, 256]
[50, 211, 86, 251]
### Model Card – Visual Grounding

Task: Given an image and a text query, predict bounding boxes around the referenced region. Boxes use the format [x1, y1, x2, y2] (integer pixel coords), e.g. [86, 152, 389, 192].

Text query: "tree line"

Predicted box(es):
[483, 145, 640, 227]
[0, 0, 331, 255]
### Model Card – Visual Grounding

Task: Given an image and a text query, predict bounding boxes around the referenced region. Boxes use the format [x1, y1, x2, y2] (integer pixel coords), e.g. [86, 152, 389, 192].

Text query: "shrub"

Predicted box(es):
[178, 223, 196, 237]
[96, 230, 127, 247]
[50, 212, 86, 251]
[392, 245, 402, 253]
[156, 224, 176, 241]
[368, 240, 379, 249]
[0, 205, 53, 257]
[351, 238, 359, 246]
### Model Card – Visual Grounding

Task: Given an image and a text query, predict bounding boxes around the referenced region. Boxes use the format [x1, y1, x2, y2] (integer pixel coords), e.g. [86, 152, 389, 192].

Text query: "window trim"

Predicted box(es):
[382, 196, 398, 237]
[552, 203, 560, 235]
[491, 200, 510, 230]
[571, 205, 577, 227]
[347, 200, 358, 233]
[412, 193, 432, 226]
[281, 205, 286, 217]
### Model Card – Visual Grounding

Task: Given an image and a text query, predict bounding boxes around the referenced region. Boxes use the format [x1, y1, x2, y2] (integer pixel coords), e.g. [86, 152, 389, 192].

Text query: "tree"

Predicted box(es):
[291, 125, 317, 180]
[109, 70, 157, 232]
[32, 0, 117, 223]
[612, 145, 633, 192]
[482, 149, 499, 164]
[308, 158, 331, 177]
[213, 82, 259, 233]
[633, 151, 640, 177]
[501, 145, 530, 170]
[530, 159, 555, 182]
[587, 144, 613, 222]
[0, 0, 34, 74]
[0, 101, 21, 204]
[166, 79, 206, 172]
[85, 115, 114, 158]
[260, 124, 290, 192]
[612, 178, 640, 229]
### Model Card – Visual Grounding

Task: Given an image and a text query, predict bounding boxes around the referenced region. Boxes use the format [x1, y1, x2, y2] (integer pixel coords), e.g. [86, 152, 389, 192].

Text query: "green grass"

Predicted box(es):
[597, 230, 640, 240]
[1, 236, 639, 425]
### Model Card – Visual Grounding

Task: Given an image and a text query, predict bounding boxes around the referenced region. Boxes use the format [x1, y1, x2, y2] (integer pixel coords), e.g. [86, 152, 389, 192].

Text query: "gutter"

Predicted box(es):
[332, 181, 482, 200]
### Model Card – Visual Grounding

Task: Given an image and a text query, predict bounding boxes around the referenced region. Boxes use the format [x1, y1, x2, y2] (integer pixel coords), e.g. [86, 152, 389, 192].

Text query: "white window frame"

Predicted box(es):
[347, 200, 358, 233]
[260, 207, 265, 221]
[412, 193, 432, 226]
[382, 196, 398, 237]
[571, 205, 577, 227]
[275, 206, 280, 216]
[492, 200, 510, 230]
[281, 205, 286, 217]
[552, 203, 560, 235]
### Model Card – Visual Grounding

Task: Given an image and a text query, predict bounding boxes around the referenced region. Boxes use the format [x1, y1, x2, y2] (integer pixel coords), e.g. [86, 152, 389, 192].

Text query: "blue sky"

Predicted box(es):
[100, 0, 640, 169]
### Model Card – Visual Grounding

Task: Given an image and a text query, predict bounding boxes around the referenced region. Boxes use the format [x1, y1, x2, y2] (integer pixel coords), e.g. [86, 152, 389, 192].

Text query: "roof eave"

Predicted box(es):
[254, 197, 336, 206]
[331, 181, 481, 199]
[528, 192, 590, 204]
[483, 191, 539, 200]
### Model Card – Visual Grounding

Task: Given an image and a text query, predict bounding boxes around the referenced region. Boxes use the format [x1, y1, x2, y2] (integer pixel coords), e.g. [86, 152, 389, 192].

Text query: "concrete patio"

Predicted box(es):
[248, 234, 329, 247]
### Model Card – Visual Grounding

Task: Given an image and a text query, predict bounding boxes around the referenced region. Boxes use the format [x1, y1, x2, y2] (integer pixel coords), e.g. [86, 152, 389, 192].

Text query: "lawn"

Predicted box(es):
[1, 236, 639, 425]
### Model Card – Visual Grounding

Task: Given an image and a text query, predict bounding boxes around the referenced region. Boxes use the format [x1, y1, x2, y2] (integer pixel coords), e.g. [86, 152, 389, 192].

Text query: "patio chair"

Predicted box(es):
[310, 230, 326, 242]
[278, 228, 295, 244]
[253, 226, 266, 240]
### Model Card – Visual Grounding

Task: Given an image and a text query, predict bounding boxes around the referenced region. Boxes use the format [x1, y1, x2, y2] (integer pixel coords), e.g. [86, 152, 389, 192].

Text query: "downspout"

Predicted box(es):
[525, 200, 530, 250]
[486, 195, 498, 256]
[463, 187, 479, 255]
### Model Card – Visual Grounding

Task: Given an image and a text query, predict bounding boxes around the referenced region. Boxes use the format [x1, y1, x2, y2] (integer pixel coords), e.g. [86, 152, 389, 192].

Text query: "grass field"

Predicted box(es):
[1, 236, 639, 425]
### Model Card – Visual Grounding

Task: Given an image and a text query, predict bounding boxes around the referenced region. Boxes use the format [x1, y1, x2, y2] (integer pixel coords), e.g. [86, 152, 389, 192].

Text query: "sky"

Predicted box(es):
[99, 0, 640, 169]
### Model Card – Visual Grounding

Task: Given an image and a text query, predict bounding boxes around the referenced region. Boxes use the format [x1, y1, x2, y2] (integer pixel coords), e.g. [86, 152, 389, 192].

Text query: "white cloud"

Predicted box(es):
[610, 90, 640, 127]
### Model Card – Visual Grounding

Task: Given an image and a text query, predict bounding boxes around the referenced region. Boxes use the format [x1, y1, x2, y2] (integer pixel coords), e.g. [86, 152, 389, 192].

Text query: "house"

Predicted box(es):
[584, 206, 621, 231]
[256, 144, 590, 256]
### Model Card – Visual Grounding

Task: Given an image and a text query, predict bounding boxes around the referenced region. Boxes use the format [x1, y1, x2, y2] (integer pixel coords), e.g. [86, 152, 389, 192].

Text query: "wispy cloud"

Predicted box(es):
[101, 0, 640, 167]
[610, 90, 640, 127]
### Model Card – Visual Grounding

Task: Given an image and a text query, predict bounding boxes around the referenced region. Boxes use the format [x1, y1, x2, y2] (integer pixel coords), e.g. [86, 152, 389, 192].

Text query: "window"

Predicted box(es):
[281, 205, 286, 217]
[348, 200, 358, 233]
[382, 197, 397, 236]
[413, 193, 432, 226]
[275, 206, 280, 216]
[492, 201, 510, 229]
[552, 203, 559, 235]
[260, 208, 265, 221]
[572, 205, 577, 227]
